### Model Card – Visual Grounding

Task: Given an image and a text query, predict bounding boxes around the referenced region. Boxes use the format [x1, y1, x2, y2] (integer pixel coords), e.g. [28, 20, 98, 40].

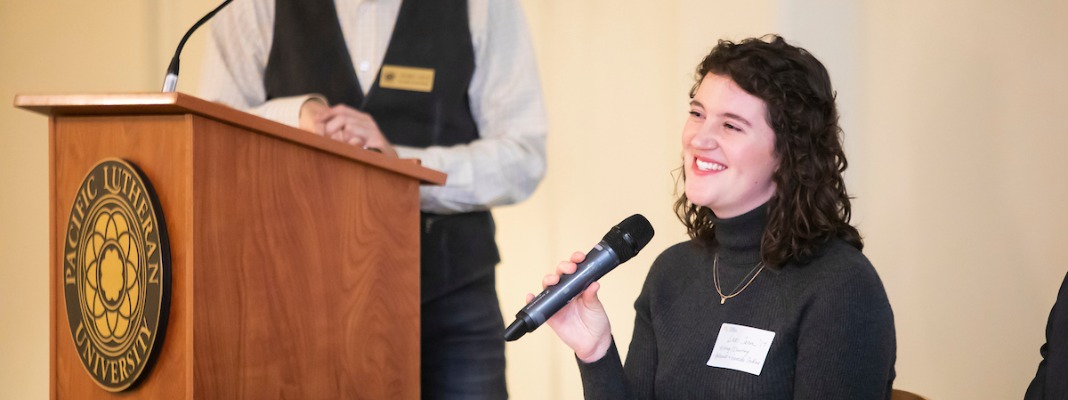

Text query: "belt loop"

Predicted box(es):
[424, 215, 436, 234]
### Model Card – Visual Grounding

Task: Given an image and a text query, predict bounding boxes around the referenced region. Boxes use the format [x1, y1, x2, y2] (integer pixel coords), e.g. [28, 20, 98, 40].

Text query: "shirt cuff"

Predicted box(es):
[393, 145, 469, 186]
[254, 94, 327, 128]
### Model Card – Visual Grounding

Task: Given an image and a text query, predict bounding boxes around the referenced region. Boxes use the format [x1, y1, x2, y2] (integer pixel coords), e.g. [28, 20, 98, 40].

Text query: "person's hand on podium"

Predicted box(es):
[300, 99, 398, 158]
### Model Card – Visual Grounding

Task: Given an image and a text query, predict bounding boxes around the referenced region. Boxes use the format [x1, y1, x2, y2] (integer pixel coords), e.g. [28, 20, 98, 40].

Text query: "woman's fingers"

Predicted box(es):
[540, 252, 590, 290]
[570, 251, 586, 263]
[556, 260, 578, 275]
[541, 273, 560, 289]
[582, 281, 601, 302]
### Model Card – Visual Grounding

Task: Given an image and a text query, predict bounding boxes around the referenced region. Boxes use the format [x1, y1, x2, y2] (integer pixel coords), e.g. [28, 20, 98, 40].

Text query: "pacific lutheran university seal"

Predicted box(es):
[63, 159, 169, 392]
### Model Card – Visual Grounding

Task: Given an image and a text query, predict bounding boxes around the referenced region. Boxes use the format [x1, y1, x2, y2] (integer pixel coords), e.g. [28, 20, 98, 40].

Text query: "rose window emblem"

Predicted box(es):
[81, 210, 144, 352]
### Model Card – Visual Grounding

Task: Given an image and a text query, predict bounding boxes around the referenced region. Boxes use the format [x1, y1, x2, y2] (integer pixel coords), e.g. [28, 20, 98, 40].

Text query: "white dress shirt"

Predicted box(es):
[199, 0, 547, 214]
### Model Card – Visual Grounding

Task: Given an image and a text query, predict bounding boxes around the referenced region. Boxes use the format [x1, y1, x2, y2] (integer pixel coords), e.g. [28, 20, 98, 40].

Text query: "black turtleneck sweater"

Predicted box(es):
[577, 205, 896, 399]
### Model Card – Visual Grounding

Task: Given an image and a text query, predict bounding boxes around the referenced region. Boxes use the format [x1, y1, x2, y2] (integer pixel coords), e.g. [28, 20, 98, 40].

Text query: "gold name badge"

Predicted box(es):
[379, 65, 435, 93]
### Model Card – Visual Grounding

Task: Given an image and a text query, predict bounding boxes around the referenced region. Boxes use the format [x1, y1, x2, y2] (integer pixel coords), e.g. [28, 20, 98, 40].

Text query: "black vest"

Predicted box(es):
[264, 0, 500, 301]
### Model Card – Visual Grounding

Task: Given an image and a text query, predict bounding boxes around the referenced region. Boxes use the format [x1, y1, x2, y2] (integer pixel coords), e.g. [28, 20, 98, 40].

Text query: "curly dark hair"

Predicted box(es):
[674, 35, 862, 267]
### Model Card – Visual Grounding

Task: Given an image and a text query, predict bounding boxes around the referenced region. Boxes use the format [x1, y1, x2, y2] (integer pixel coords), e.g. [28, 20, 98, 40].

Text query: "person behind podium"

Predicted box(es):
[197, 0, 546, 398]
[534, 35, 896, 399]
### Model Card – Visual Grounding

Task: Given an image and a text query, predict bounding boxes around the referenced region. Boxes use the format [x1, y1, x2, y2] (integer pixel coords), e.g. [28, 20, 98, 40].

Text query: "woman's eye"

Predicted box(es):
[725, 123, 741, 131]
[689, 111, 702, 118]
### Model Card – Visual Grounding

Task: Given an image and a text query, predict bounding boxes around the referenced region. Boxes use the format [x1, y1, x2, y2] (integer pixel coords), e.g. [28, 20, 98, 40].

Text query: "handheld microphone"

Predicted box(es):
[161, 0, 234, 92]
[504, 214, 654, 342]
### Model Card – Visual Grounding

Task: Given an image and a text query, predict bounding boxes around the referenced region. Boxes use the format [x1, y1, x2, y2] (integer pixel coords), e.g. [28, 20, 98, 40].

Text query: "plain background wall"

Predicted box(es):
[3, 1, 1067, 398]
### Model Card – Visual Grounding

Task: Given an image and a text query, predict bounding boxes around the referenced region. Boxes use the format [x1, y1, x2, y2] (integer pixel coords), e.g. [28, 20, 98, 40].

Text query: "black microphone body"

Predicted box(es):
[504, 214, 654, 342]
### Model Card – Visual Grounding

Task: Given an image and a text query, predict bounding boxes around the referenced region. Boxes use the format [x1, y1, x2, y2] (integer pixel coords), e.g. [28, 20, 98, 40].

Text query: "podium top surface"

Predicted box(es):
[14, 92, 446, 185]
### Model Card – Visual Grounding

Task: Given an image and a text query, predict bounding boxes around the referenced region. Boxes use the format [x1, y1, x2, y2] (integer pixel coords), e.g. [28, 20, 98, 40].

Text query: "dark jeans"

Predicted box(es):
[421, 273, 508, 400]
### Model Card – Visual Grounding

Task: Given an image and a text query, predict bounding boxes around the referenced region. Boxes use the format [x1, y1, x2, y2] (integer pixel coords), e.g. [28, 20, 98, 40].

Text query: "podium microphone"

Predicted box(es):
[504, 214, 654, 342]
[161, 0, 234, 92]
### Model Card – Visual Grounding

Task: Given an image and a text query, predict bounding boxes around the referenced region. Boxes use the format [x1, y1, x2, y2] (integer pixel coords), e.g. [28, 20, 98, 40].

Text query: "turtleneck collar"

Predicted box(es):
[710, 202, 768, 265]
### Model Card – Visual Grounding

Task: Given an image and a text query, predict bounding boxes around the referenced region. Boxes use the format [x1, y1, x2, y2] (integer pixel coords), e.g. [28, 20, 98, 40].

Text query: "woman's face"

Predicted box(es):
[683, 73, 779, 218]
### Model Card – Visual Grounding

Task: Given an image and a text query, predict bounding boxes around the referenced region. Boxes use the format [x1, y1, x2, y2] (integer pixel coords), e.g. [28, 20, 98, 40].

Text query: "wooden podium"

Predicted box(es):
[16, 93, 445, 399]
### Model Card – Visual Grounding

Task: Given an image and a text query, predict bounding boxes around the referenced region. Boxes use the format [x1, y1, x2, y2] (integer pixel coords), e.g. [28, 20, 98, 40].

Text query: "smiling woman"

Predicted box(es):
[676, 35, 861, 268]
[536, 35, 896, 399]
[682, 72, 779, 219]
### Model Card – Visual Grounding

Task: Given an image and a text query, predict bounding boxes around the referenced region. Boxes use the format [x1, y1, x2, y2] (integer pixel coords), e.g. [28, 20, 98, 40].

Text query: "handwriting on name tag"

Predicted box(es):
[706, 323, 775, 375]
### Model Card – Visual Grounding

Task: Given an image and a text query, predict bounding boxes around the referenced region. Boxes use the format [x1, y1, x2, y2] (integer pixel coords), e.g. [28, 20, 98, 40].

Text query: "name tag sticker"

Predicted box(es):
[380, 65, 435, 93]
[706, 323, 775, 375]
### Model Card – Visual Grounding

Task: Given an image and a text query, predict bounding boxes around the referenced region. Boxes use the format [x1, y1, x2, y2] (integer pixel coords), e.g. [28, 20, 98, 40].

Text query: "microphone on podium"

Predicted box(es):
[161, 0, 234, 92]
[504, 214, 654, 342]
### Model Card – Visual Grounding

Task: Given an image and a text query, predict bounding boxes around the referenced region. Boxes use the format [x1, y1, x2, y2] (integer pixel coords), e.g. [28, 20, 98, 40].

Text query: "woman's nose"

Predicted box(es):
[689, 126, 719, 149]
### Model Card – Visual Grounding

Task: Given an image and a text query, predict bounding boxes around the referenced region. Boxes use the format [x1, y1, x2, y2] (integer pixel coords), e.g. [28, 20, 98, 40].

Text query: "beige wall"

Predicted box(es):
[854, 2, 1068, 398]
[3, 1, 1066, 398]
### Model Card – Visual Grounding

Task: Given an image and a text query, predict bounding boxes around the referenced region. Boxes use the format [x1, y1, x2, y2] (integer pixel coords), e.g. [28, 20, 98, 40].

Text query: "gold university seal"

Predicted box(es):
[62, 159, 170, 392]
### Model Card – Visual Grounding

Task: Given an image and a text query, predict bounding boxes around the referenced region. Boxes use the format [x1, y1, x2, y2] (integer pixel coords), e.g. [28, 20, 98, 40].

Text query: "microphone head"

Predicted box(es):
[602, 214, 654, 263]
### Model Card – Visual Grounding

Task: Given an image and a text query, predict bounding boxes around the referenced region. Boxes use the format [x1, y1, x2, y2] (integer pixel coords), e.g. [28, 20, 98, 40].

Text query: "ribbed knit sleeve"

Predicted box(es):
[792, 241, 896, 400]
[577, 340, 631, 400]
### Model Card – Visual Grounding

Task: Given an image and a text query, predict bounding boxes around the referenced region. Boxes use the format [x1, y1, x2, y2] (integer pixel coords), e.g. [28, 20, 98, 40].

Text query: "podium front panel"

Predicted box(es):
[49, 112, 421, 399]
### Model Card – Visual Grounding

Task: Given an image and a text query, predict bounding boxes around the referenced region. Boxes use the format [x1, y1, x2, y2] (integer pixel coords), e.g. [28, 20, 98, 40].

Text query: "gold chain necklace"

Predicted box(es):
[713, 254, 765, 305]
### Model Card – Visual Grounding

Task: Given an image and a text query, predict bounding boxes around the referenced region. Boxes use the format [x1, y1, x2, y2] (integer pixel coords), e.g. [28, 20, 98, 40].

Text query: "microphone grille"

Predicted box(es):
[605, 214, 655, 263]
